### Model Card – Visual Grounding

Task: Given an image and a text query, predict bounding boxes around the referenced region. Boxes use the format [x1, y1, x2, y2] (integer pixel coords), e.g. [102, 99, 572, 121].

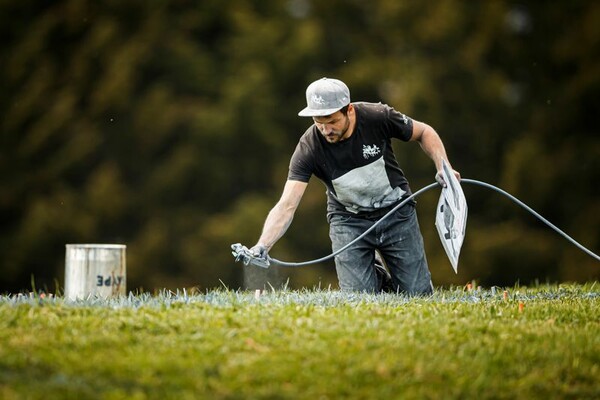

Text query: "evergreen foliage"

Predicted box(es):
[0, 1, 598, 293]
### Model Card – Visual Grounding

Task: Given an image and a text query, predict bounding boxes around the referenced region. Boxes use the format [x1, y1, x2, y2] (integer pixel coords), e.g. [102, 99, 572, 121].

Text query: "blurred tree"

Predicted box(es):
[0, 0, 597, 294]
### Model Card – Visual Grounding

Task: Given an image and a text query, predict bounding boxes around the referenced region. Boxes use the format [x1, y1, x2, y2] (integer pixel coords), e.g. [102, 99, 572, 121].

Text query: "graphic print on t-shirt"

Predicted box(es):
[331, 156, 406, 213]
[362, 144, 381, 159]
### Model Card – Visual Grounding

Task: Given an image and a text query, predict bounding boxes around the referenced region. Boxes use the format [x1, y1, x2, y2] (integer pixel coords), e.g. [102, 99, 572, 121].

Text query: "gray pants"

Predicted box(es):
[329, 204, 433, 295]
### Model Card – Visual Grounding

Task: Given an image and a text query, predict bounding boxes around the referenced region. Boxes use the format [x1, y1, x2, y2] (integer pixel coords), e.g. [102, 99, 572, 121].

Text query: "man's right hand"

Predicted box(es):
[250, 244, 269, 260]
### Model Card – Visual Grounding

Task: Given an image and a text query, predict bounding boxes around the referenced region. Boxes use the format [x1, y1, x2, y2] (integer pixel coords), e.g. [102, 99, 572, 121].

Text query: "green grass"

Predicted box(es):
[1, 284, 599, 399]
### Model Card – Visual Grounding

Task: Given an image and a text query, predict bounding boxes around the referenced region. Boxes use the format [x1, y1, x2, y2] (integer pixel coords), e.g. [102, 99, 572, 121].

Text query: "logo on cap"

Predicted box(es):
[311, 94, 326, 105]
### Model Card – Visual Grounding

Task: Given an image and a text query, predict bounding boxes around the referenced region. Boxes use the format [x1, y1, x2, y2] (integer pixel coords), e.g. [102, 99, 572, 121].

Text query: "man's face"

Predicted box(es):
[313, 110, 351, 143]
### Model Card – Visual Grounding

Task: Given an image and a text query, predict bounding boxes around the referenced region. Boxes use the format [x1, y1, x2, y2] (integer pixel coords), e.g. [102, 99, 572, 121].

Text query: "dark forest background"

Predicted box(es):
[1, 0, 598, 294]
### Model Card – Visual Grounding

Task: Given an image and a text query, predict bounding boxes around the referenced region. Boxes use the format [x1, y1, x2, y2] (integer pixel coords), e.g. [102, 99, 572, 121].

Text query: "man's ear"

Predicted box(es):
[347, 103, 355, 116]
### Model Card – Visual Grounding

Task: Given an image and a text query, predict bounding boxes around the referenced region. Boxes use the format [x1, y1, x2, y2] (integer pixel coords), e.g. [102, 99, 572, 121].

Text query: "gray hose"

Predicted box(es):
[268, 179, 600, 267]
[461, 179, 600, 262]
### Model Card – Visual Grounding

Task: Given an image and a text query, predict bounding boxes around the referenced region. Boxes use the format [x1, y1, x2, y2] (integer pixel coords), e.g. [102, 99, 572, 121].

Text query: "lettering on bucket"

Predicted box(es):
[96, 275, 124, 287]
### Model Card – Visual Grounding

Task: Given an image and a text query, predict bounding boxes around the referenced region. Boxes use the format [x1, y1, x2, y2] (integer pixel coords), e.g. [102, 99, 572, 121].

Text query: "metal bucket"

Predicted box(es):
[65, 244, 126, 300]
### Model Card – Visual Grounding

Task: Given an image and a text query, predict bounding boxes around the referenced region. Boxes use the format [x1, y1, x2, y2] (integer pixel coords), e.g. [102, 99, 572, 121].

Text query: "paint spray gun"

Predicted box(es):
[231, 243, 270, 268]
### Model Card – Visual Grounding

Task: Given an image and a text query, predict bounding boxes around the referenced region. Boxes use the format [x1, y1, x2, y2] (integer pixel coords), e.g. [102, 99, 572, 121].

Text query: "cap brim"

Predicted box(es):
[298, 106, 343, 117]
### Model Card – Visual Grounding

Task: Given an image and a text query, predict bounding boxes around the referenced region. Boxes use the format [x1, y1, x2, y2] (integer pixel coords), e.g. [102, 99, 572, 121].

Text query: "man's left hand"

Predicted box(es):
[435, 169, 461, 188]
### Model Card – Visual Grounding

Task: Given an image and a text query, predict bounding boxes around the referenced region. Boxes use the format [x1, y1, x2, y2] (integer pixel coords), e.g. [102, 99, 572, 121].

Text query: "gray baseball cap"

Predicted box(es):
[298, 78, 351, 117]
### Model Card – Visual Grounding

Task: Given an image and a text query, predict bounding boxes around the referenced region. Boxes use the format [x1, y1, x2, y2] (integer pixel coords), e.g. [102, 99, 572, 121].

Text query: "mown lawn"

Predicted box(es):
[0, 284, 598, 399]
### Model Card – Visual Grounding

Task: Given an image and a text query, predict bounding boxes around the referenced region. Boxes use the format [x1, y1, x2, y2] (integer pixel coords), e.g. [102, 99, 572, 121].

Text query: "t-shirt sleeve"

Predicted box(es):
[385, 105, 414, 142]
[287, 139, 314, 182]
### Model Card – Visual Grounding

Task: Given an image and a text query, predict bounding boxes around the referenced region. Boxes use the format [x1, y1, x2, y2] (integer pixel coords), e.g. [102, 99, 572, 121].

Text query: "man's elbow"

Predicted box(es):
[411, 121, 436, 142]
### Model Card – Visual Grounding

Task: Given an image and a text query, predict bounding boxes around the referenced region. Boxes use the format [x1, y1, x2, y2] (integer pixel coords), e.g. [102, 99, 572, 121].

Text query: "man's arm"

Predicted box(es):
[252, 179, 308, 254]
[410, 120, 461, 183]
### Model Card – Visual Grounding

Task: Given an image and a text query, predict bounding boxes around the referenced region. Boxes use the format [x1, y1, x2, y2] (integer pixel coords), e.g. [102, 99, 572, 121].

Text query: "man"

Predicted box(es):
[249, 77, 460, 294]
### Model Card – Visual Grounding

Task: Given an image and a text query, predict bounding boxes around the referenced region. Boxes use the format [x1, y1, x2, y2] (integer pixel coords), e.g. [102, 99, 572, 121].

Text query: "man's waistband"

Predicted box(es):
[327, 198, 416, 222]
[358, 200, 412, 220]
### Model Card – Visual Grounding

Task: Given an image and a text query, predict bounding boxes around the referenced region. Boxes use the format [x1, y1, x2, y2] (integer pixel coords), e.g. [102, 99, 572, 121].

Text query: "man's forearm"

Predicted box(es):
[418, 125, 450, 171]
[256, 202, 296, 251]
[253, 180, 307, 253]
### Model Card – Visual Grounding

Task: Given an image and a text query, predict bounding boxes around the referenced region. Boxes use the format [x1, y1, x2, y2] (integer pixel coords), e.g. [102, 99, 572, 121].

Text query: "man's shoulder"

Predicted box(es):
[353, 101, 392, 114]
[354, 101, 412, 140]
[353, 101, 398, 124]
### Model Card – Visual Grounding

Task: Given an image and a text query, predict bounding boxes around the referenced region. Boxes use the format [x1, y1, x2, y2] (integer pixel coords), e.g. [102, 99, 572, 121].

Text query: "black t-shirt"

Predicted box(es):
[288, 102, 415, 217]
